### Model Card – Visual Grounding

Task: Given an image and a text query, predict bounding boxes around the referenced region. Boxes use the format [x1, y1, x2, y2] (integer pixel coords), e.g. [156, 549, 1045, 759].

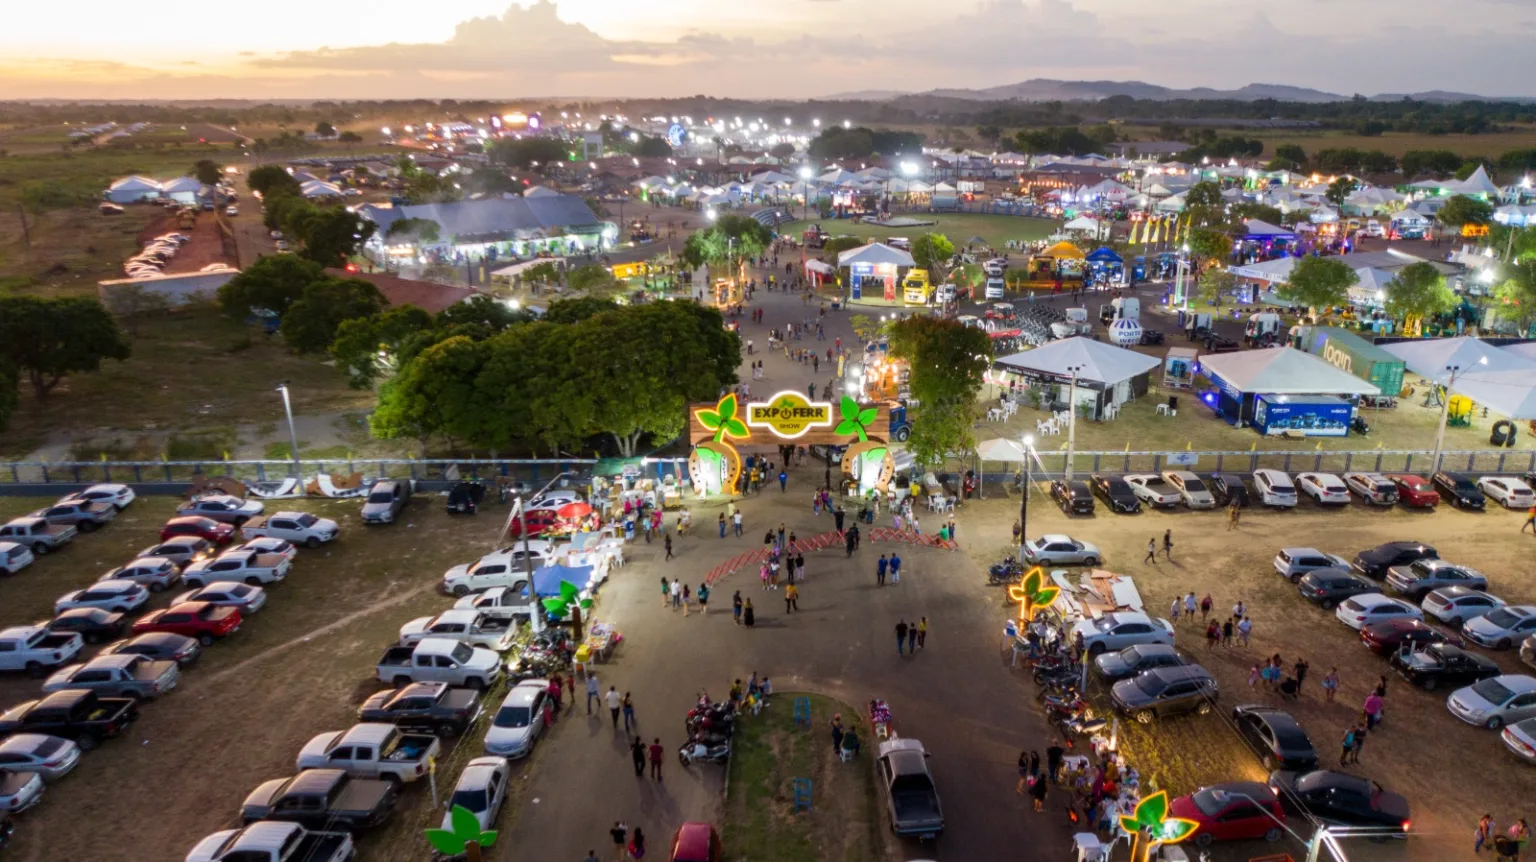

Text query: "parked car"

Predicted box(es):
[160, 516, 236, 544]
[240, 769, 397, 831]
[1432, 471, 1486, 510]
[1071, 612, 1175, 656]
[1296, 472, 1350, 505]
[100, 556, 181, 592]
[177, 495, 265, 525]
[1169, 782, 1287, 847]
[1360, 618, 1465, 655]
[1049, 480, 1095, 515]
[1523, 635, 1536, 672]
[1088, 474, 1140, 513]
[1162, 471, 1216, 509]
[185, 821, 354, 862]
[1464, 605, 1536, 650]
[1448, 675, 1536, 729]
[1343, 472, 1398, 506]
[1421, 586, 1505, 627]
[1110, 665, 1218, 724]
[1207, 473, 1250, 508]
[55, 579, 148, 616]
[1232, 705, 1318, 771]
[0, 689, 138, 750]
[182, 548, 291, 588]
[361, 480, 412, 525]
[357, 681, 483, 737]
[1335, 594, 1422, 630]
[99, 632, 200, 667]
[876, 737, 944, 839]
[0, 517, 77, 555]
[1387, 474, 1440, 508]
[1266, 770, 1410, 834]
[173, 583, 267, 615]
[0, 626, 83, 676]
[452, 586, 533, 623]
[442, 757, 509, 833]
[47, 599, 133, 641]
[483, 680, 550, 758]
[669, 822, 723, 862]
[440, 543, 554, 597]
[1123, 474, 1181, 508]
[240, 512, 339, 548]
[0, 769, 43, 814]
[62, 484, 135, 511]
[131, 601, 242, 646]
[505, 509, 560, 539]
[375, 638, 502, 689]
[137, 537, 217, 569]
[1352, 541, 1437, 580]
[1479, 476, 1536, 509]
[30, 498, 116, 533]
[0, 735, 81, 782]
[42, 653, 179, 700]
[1501, 717, 1536, 765]
[1297, 569, 1379, 610]
[1390, 644, 1500, 691]
[1273, 548, 1349, 583]
[1022, 535, 1102, 566]
[1387, 558, 1489, 600]
[233, 537, 297, 564]
[1093, 644, 1189, 683]
[296, 723, 441, 785]
[1252, 469, 1298, 508]
[0, 542, 34, 576]
[399, 610, 515, 652]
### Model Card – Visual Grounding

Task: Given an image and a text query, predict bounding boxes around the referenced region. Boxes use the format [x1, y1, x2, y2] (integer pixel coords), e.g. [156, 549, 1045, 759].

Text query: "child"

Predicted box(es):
[1322, 667, 1339, 702]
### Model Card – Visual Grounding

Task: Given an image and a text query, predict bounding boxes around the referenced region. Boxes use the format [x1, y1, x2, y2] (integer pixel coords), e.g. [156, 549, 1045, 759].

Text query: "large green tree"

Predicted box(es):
[286, 205, 377, 266]
[1436, 195, 1495, 228]
[331, 305, 435, 388]
[0, 363, 19, 432]
[1494, 261, 1536, 336]
[488, 137, 570, 170]
[279, 278, 387, 353]
[1194, 267, 1236, 307]
[247, 164, 300, 198]
[1325, 177, 1359, 213]
[1279, 256, 1357, 312]
[192, 159, 223, 186]
[0, 296, 131, 398]
[886, 316, 993, 466]
[473, 324, 593, 456]
[218, 254, 326, 318]
[372, 336, 491, 451]
[385, 217, 441, 245]
[680, 215, 773, 273]
[1384, 262, 1456, 322]
[543, 297, 618, 325]
[910, 233, 956, 278]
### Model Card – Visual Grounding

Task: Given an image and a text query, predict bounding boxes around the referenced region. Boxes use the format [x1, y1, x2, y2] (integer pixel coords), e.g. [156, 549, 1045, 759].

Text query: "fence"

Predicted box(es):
[981, 448, 1536, 482]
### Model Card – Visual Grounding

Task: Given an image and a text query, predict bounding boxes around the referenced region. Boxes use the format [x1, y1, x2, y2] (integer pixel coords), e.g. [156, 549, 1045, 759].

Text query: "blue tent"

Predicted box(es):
[532, 563, 595, 597]
[1085, 246, 1123, 264]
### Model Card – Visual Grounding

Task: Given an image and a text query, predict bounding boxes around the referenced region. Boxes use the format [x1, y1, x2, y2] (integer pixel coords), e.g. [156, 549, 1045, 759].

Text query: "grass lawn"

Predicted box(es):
[780, 212, 1058, 253]
[722, 692, 885, 862]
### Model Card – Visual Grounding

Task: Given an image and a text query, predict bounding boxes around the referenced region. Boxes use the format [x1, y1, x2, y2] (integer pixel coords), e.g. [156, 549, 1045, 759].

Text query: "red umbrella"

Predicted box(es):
[556, 501, 593, 519]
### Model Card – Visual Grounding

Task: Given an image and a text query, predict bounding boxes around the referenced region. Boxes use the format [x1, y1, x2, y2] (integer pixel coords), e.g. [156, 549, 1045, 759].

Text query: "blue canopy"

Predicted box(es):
[1085, 246, 1123, 264]
[532, 563, 595, 597]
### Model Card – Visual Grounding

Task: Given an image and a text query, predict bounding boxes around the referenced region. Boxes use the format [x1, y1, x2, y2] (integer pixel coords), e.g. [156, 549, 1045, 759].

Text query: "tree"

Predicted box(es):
[371, 336, 492, 451]
[886, 316, 992, 467]
[1182, 182, 1226, 228]
[910, 233, 956, 278]
[462, 168, 521, 197]
[1193, 268, 1236, 307]
[1274, 144, 1307, 167]
[1229, 203, 1284, 227]
[1383, 262, 1455, 322]
[1186, 228, 1233, 270]
[566, 264, 614, 293]
[768, 142, 795, 161]
[1494, 261, 1536, 337]
[1278, 256, 1357, 313]
[247, 164, 300, 198]
[488, 137, 569, 169]
[1436, 195, 1495, 228]
[101, 283, 170, 338]
[192, 159, 222, 186]
[262, 188, 310, 233]
[0, 363, 19, 432]
[315, 121, 336, 138]
[384, 217, 441, 245]
[435, 295, 531, 333]
[679, 216, 772, 272]
[473, 323, 592, 455]
[0, 296, 131, 398]
[1325, 177, 1359, 213]
[218, 254, 326, 318]
[331, 305, 435, 388]
[287, 206, 377, 267]
[543, 297, 618, 324]
[338, 131, 363, 146]
[820, 236, 864, 261]
[280, 278, 387, 353]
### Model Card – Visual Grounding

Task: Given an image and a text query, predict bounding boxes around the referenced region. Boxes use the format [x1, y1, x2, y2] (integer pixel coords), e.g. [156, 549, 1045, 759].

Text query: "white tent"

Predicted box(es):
[1062, 215, 1102, 232]
[752, 170, 793, 184]
[976, 438, 1028, 462]
[1199, 347, 1380, 395]
[933, 182, 957, 193]
[1453, 165, 1500, 197]
[523, 185, 560, 198]
[299, 180, 343, 198]
[818, 168, 858, 185]
[1380, 337, 1536, 385]
[633, 176, 667, 190]
[1242, 219, 1292, 237]
[1390, 209, 1430, 226]
[837, 242, 914, 268]
[1499, 343, 1536, 363]
[1156, 192, 1187, 213]
[1439, 370, 1536, 420]
[105, 175, 163, 203]
[1228, 257, 1298, 283]
[159, 176, 205, 203]
[994, 337, 1158, 386]
[1346, 268, 1397, 305]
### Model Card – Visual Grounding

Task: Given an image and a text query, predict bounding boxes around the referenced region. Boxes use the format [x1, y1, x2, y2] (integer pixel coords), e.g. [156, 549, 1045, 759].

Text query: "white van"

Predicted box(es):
[984, 277, 1006, 300]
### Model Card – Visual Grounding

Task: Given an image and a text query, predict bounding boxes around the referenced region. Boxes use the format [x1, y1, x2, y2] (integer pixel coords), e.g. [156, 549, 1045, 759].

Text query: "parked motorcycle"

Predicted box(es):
[1032, 664, 1081, 687]
[988, 556, 1025, 585]
[678, 738, 731, 766]
[1035, 677, 1083, 702]
[1057, 715, 1109, 747]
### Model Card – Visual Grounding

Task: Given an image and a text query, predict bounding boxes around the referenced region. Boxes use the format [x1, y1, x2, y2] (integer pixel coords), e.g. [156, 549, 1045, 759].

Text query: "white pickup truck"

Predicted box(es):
[0, 517, 76, 555]
[182, 548, 292, 588]
[439, 542, 553, 597]
[296, 723, 440, 785]
[375, 638, 502, 690]
[398, 609, 515, 651]
[0, 625, 85, 677]
[240, 512, 339, 548]
[186, 821, 355, 862]
[452, 586, 534, 623]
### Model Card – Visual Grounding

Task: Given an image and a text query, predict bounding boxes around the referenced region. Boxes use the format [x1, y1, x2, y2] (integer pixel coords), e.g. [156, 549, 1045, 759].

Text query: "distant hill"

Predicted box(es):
[829, 78, 1535, 104]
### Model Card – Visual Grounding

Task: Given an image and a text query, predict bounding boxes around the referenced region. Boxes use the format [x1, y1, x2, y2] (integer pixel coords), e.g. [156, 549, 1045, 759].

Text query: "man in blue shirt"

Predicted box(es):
[890, 552, 902, 584]
[876, 554, 888, 587]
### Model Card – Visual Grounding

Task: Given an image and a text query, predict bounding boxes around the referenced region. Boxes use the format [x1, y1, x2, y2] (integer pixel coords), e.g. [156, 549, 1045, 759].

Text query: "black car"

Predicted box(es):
[241, 769, 398, 831]
[1093, 644, 1189, 683]
[1089, 474, 1140, 513]
[1267, 770, 1411, 834]
[1432, 471, 1486, 509]
[1050, 480, 1095, 515]
[1109, 665, 1218, 724]
[1351, 541, 1437, 580]
[1297, 569, 1380, 610]
[357, 681, 484, 736]
[45, 609, 128, 645]
[1139, 329, 1165, 346]
[98, 632, 201, 667]
[1207, 473, 1251, 508]
[1232, 705, 1319, 771]
[0, 689, 138, 750]
[1389, 644, 1500, 691]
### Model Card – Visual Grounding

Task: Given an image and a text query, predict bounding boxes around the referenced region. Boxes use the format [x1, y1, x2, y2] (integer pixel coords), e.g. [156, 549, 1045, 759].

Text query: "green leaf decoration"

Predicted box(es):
[451, 805, 482, 841]
[1033, 586, 1061, 608]
[425, 828, 467, 855]
[541, 596, 566, 614]
[857, 406, 878, 427]
[697, 410, 722, 430]
[834, 417, 859, 436]
[723, 418, 749, 438]
[579, 598, 594, 609]
[1118, 815, 1141, 837]
[718, 393, 738, 422]
[559, 581, 579, 602]
[1021, 569, 1043, 596]
[1135, 791, 1169, 829]
[1159, 819, 1199, 843]
[839, 396, 859, 422]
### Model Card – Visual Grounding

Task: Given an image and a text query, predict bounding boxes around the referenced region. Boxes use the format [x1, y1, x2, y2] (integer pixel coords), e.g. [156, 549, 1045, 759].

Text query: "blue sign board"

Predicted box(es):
[1253, 395, 1353, 437]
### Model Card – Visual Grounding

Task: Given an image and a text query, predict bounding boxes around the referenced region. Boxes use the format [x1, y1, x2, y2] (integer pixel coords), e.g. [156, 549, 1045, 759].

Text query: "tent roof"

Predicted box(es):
[300, 180, 342, 197]
[1085, 246, 1122, 263]
[1039, 240, 1084, 259]
[531, 563, 596, 597]
[1499, 342, 1536, 363]
[1199, 347, 1381, 395]
[159, 176, 204, 193]
[1062, 215, 1101, 231]
[1390, 209, 1429, 223]
[1241, 219, 1293, 237]
[523, 185, 560, 198]
[1380, 337, 1536, 385]
[360, 194, 600, 239]
[837, 242, 914, 267]
[1454, 165, 1500, 196]
[993, 336, 1158, 385]
[976, 438, 1029, 462]
[1228, 257, 1298, 282]
[108, 175, 161, 191]
[1350, 267, 1397, 294]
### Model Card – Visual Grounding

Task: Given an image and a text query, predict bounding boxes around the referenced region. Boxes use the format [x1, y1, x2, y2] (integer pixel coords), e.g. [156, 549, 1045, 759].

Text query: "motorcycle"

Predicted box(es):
[678, 738, 731, 766]
[1057, 714, 1109, 747]
[1032, 664, 1080, 687]
[1035, 677, 1083, 702]
[988, 556, 1025, 585]
[1043, 695, 1093, 723]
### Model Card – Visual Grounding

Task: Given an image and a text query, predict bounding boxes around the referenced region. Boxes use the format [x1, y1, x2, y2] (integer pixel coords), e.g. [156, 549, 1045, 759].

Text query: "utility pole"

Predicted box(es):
[1063, 366, 1083, 480]
[517, 471, 573, 635]
[1018, 435, 1035, 553]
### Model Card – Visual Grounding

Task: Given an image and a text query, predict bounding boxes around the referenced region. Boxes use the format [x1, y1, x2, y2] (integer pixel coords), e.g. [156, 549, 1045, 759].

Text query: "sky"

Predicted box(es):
[3, 0, 1535, 101]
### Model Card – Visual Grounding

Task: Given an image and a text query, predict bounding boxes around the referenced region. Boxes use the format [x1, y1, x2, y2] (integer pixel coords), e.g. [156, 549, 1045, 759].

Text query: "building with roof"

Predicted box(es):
[359, 193, 610, 265]
[325, 269, 480, 314]
[104, 175, 163, 203]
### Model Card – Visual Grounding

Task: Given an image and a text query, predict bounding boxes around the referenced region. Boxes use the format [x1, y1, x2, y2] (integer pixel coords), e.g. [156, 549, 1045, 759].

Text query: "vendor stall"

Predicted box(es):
[1197, 346, 1380, 434]
[1083, 246, 1125, 287]
[1162, 347, 1197, 389]
[1024, 241, 1086, 285]
[993, 337, 1159, 419]
[838, 242, 914, 301]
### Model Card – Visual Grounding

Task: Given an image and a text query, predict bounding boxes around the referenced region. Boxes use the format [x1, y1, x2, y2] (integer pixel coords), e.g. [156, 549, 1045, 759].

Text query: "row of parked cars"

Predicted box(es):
[1047, 468, 1536, 515]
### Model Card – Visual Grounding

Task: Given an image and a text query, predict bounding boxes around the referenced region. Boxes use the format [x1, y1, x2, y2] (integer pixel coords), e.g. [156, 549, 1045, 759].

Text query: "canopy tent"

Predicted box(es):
[1347, 267, 1397, 304]
[531, 563, 596, 597]
[1199, 347, 1381, 396]
[975, 438, 1029, 462]
[299, 180, 343, 198]
[1380, 336, 1536, 385]
[752, 170, 793, 184]
[1499, 342, 1536, 363]
[1038, 240, 1085, 260]
[1228, 256, 1298, 283]
[1083, 179, 1134, 199]
[1454, 165, 1500, 197]
[1494, 205, 1536, 227]
[1062, 215, 1102, 232]
[965, 235, 988, 245]
[1155, 192, 1187, 213]
[633, 176, 667, 190]
[933, 182, 957, 193]
[818, 168, 858, 185]
[1239, 219, 1294, 238]
[1431, 369, 1536, 420]
[837, 242, 915, 267]
[994, 337, 1158, 385]
[804, 259, 836, 275]
[1390, 209, 1431, 226]
[1085, 247, 1123, 264]
[523, 185, 561, 198]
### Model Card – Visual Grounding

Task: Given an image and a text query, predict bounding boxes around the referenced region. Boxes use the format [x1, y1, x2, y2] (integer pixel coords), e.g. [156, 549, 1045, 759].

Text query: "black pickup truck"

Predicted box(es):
[877, 738, 944, 840]
[0, 689, 138, 750]
[241, 769, 397, 831]
[357, 681, 483, 736]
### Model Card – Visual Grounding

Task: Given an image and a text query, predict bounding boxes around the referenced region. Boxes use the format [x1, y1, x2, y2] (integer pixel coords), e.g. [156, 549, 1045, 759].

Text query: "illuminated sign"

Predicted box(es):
[667, 123, 687, 148]
[745, 391, 833, 439]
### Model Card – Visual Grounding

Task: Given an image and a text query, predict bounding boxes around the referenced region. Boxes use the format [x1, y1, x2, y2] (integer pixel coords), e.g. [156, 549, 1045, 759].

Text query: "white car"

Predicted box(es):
[1422, 586, 1507, 628]
[99, 556, 181, 592]
[1070, 612, 1175, 656]
[1273, 548, 1349, 582]
[232, 537, 297, 563]
[1162, 471, 1216, 509]
[173, 583, 267, 614]
[0, 734, 81, 781]
[1252, 469, 1298, 508]
[239, 512, 339, 548]
[60, 484, 136, 511]
[524, 492, 584, 514]
[54, 579, 149, 615]
[1342, 472, 1398, 506]
[1021, 535, 1102, 566]
[1447, 675, 1536, 730]
[0, 541, 35, 576]
[441, 543, 555, 597]
[1464, 605, 1536, 650]
[1296, 473, 1350, 505]
[1123, 474, 1181, 508]
[0, 768, 44, 813]
[983, 258, 1007, 276]
[484, 680, 550, 758]
[984, 277, 1006, 300]
[442, 757, 510, 831]
[1335, 593, 1422, 630]
[136, 537, 217, 570]
[1478, 477, 1536, 510]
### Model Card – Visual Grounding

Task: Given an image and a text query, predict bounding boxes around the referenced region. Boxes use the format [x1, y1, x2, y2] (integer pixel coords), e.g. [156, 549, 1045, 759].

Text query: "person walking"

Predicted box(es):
[1169, 596, 1182, 627]
[890, 552, 902, 584]
[1184, 592, 1197, 620]
[1349, 724, 1367, 764]
[605, 686, 622, 728]
[906, 621, 918, 654]
[1199, 593, 1213, 622]
[670, 579, 681, 609]
[1338, 725, 1357, 767]
[660, 576, 670, 609]
[608, 823, 631, 862]
[1237, 616, 1253, 647]
[777, 523, 786, 547]
[732, 591, 743, 624]
[630, 735, 646, 776]
[895, 619, 909, 655]
[1162, 529, 1174, 560]
[697, 582, 709, 615]
[718, 513, 727, 538]
[785, 582, 799, 613]
[733, 510, 743, 537]
[1322, 667, 1339, 702]
[778, 470, 788, 492]
[1143, 538, 1156, 564]
[586, 674, 600, 715]
[1524, 505, 1536, 534]
[1205, 620, 1221, 649]
[1029, 768, 1049, 812]
[877, 554, 888, 587]
[681, 583, 691, 617]
[831, 714, 845, 755]
[917, 617, 928, 649]
[622, 692, 636, 732]
[1294, 658, 1310, 695]
[1232, 599, 1247, 620]
[743, 598, 755, 627]
[1222, 618, 1234, 647]
[1227, 498, 1241, 530]
[628, 828, 646, 861]
[1046, 739, 1065, 783]
[664, 532, 674, 561]
[1475, 814, 1495, 854]
[648, 738, 665, 780]
[1363, 690, 1384, 731]
[1016, 750, 1031, 795]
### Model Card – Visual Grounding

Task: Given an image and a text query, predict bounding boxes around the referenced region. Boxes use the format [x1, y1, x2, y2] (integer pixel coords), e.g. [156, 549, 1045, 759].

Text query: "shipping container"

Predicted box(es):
[1298, 327, 1404, 397]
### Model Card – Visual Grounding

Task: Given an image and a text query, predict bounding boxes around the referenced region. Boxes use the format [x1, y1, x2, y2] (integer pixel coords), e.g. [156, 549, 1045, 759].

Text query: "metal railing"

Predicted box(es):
[978, 448, 1536, 482]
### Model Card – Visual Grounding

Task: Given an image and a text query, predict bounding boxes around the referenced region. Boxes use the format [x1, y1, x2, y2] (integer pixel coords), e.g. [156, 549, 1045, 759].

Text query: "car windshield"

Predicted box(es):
[1471, 678, 1515, 704]
[33, 737, 65, 757]
[449, 789, 488, 811]
[494, 705, 532, 728]
[1118, 646, 1144, 662]
[1191, 787, 1231, 817]
[1484, 610, 1521, 629]
[1181, 477, 1207, 492]
[294, 514, 319, 527]
[450, 643, 475, 663]
[1409, 560, 1435, 577]
[367, 491, 393, 504]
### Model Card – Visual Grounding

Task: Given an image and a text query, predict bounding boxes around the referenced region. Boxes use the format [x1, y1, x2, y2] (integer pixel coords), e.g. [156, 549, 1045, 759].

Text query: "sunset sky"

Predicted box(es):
[4, 0, 1534, 100]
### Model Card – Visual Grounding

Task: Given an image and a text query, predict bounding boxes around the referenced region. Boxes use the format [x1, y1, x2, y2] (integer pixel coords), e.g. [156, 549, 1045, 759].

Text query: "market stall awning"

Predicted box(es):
[1435, 369, 1536, 420]
[994, 336, 1158, 385]
[1199, 347, 1380, 395]
[1062, 215, 1101, 232]
[532, 563, 595, 596]
[1228, 257, 1298, 282]
[837, 242, 914, 267]
[1038, 241, 1084, 260]
[1085, 246, 1122, 264]
[976, 438, 1029, 462]
[1240, 219, 1294, 237]
[1380, 337, 1536, 385]
[1499, 343, 1536, 364]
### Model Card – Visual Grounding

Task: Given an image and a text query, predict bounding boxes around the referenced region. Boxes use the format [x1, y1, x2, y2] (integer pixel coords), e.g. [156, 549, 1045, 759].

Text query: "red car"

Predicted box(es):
[132, 601, 241, 646]
[160, 516, 236, 544]
[1386, 474, 1439, 508]
[1170, 781, 1286, 846]
[1359, 618, 1464, 655]
[506, 510, 560, 540]
[668, 823, 722, 862]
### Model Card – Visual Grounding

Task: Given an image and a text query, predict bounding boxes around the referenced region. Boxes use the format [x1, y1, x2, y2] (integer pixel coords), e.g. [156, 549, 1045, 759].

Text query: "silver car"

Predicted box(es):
[1163, 471, 1216, 509]
[1501, 717, 1536, 764]
[136, 538, 216, 569]
[1022, 534, 1102, 566]
[0, 769, 44, 813]
[441, 756, 509, 831]
[99, 556, 181, 593]
[1447, 675, 1536, 730]
[173, 583, 267, 614]
[361, 480, 412, 525]
[1464, 605, 1536, 650]
[484, 681, 548, 758]
[1423, 586, 1506, 628]
[1273, 548, 1349, 583]
[0, 735, 81, 781]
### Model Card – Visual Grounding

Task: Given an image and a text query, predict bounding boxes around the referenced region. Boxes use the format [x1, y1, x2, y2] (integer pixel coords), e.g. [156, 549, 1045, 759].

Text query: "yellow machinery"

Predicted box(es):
[1447, 394, 1473, 427]
[902, 269, 933, 305]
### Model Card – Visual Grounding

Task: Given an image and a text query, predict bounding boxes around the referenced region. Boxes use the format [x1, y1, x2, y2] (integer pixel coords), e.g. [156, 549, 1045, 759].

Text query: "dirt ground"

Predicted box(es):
[960, 488, 1536, 861]
[142, 210, 234, 275]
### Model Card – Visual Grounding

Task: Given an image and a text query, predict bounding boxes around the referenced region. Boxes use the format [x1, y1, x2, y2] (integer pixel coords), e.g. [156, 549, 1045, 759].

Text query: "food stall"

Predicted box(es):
[1162, 347, 1197, 389]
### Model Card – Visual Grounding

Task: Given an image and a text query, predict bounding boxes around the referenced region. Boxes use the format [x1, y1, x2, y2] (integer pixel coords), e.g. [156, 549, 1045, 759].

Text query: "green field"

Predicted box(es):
[782, 212, 1057, 252]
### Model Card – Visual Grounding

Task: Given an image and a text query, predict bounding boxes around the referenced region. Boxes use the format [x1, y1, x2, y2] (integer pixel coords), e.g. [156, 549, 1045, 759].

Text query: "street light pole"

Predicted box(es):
[517, 471, 574, 634]
[1018, 435, 1035, 554]
[275, 383, 301, 480]
[1064, 367, 1082, 480]
[1428, 359, 1482, 474]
